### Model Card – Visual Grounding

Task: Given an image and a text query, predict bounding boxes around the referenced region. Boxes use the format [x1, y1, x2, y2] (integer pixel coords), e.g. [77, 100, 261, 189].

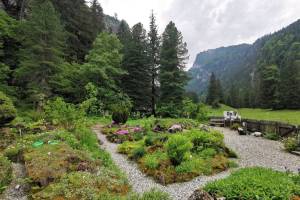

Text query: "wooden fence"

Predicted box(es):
[209, 117, 299, 137]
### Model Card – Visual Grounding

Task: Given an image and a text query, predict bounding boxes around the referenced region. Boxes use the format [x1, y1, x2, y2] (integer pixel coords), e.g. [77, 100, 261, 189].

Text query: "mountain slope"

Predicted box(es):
[187, 19, 300, 105]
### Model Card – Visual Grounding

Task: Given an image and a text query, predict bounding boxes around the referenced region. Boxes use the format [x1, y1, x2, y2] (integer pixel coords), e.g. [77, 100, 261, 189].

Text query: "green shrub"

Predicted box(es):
[0, 91, 16, 126]
[230, 123, 240, 130]
[199, 148, 217, 158]
[165, 135, 192, 165]
[189, 130, 224, 153]
[131, 146, 146, 160]
[264, 132, 280, 141]
[111, 104, 130, 124]
[204, 167, 300, 199]
[143, 154, 160, 169]
[44, 98, 84, 130]
[284, 137, 298, 152]
[0, 155, 12, 193]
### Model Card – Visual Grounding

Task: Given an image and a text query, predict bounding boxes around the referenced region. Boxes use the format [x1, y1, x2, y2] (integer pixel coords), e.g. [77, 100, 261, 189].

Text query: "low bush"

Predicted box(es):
[131, 146, 146, 160]
[143, 154, 160, 169]
[165, 135, 192, 165]
[189, 130, 224, 153]
[0, 91, 17, 126]
[204, 167, 300, 199]
[44, 98, 84, 130]
[264, 132, 280, 141]
[284, 137, 299, 152]
[0, 155, 12, 193]
[137, 189, 171, 200]
[230, 123, 240, 130]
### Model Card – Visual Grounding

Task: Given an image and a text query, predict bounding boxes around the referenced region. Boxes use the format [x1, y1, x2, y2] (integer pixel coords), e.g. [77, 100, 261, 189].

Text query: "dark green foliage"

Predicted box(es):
[51, 0, 105, 62]
[0, 10, 19, 94]
[0, 155, 12, 193]
[165, 135, 192, 165]
[264, 132, 280, 141]
[206, 73, 223, 106]
[15, 0, 65, 108]
[111, 101, 132, 124]
[112, 109, 129, 124]
[204, 167, 300, 199]
[159, 21, 189, 115]
[131, 146, 146, 160]
[0, 91, 17, 126]
[121, 23, 152, 113]
[148, 11, 160, 116]
[259, 65, 280, 109]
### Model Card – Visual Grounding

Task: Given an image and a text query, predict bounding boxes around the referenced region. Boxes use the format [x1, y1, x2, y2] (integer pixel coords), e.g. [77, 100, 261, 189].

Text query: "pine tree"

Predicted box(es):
[50, 0, 100, 62]
[206, 73, 220, 105]
[259, 65, 280, 109]
[148, 11, 160, 116]
[279, 42, 300, 109]
[159, 21, 189, 112]
[15, 0, 65, 109]
[122, 23, 152, 112]
[90, 0, 105, 39]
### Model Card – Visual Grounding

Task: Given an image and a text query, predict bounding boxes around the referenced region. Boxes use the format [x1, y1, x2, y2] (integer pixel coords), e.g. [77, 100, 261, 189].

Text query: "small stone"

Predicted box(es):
[252, 132, 262, 137]
[15, 184, 21, 190]
[47, 152, 51, 156]
[168, 124, 183, 133]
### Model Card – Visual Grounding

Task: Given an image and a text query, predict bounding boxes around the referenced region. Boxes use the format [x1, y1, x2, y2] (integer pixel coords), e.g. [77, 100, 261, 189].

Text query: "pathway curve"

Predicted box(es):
[93, 126, 300, 200]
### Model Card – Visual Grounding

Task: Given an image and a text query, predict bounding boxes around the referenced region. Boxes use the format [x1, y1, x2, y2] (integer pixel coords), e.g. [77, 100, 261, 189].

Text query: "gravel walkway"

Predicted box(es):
[1, 163, 28, 200]
[93, 126, 300, 200]
[214, 127, 300, 173]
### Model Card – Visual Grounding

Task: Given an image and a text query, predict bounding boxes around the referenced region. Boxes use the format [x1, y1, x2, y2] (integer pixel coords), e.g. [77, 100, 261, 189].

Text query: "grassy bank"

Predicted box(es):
[206, 105, 300, 125]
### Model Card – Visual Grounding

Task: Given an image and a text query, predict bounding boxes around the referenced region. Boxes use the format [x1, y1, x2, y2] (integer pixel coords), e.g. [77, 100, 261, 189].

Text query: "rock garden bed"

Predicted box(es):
[104, 118, 238, 185]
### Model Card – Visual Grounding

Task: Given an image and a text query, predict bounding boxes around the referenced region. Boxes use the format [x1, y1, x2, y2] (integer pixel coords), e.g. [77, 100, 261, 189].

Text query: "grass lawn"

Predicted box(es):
[206, 105, 300, 125]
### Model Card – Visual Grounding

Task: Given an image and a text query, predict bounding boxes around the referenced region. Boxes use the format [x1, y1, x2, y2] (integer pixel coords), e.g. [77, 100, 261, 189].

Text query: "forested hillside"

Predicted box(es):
[188, 19, 300, 109]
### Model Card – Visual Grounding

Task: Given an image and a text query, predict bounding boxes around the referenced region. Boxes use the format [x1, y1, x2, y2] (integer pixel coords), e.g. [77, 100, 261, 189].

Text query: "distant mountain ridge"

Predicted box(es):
[187, 19, 300, 100]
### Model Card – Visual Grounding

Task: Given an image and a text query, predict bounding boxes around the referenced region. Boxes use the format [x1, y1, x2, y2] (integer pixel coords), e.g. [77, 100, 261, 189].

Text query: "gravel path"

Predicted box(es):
[93, 126, 300, 200]
[214, 127, 300, 173]
[1, 163, 28, 200]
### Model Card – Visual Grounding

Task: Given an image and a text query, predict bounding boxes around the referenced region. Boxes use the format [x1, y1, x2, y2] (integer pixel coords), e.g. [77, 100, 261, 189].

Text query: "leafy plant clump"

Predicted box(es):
[0, 155, 12, 193]
[204, 167, 300, 199]
[166, 135, 192, 165]
[0, 91, 17, 126]
[284, 136, 300, 152]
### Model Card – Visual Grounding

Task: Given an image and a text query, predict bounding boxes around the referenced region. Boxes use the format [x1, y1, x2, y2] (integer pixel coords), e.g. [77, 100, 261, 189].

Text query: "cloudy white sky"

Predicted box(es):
[100, 0, 300, 68]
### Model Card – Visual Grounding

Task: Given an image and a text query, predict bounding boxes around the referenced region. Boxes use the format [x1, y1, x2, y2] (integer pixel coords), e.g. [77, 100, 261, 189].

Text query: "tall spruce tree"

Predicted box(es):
[148, 11, 160, 116]
[206, 73, 222, 105]
[259, 65, 280, 109]
[51, 0, 102, 62]
[15, 0, 65, 109]
[122, 23, 152, 112]
[90, 0, 105, 39]
[159, 21, 189, 112]
[279, 42, 300, 109]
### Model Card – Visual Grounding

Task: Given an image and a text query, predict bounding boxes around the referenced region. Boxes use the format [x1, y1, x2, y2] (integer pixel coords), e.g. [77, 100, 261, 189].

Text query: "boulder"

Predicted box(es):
[188, 189, 214, 200]
[168, 124, 183, 133]
[252, 132, 263, 137]
[200, 125, 210, 132]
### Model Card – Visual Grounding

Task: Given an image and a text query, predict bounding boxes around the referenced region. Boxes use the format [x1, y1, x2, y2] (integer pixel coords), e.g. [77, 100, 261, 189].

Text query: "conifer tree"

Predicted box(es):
[15, 0, 65, 109]
[279, 42, 300, 109]
[90, 0, 105, 39]
[259, 65, 280, 109]
[159, 21, 189, 113]
[122, 23, 152, 112]
[148, 11, 160, 116]
[206, 73, 221, 105]
[51, 0, 100, 62]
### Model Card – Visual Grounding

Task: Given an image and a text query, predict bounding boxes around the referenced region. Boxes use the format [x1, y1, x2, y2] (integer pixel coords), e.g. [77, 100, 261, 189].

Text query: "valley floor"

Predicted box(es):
[93, 125, 300, 200]
[207, 105, 300, 125]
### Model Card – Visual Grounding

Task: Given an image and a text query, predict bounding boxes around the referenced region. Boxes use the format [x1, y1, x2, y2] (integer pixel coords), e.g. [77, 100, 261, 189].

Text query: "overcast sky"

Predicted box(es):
[100, 0, 300, 68]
